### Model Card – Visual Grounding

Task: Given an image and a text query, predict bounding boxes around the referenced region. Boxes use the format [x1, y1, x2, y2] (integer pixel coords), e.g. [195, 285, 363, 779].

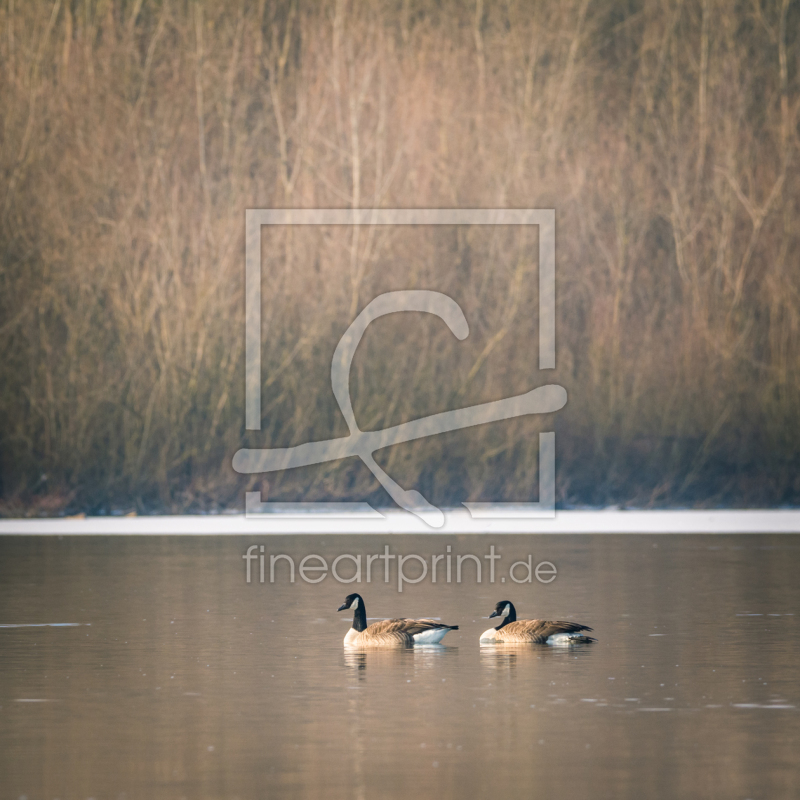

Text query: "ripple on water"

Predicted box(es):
[0, 623, 87, 628]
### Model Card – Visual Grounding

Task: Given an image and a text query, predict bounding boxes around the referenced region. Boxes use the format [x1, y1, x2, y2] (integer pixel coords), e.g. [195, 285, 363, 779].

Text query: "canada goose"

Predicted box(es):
[337, 593, 459, 646]
[480, 600, 596, 645]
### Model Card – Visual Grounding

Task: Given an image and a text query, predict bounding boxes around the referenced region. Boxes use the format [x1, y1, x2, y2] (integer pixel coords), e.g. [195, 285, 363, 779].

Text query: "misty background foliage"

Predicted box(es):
[1, 0, 799, 514]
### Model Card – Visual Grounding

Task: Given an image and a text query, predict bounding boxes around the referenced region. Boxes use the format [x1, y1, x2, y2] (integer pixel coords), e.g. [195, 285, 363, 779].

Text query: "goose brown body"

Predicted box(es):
[481, 601, 596, 644]
[345, 618, 457, 647]
[338, 594, 458, 647]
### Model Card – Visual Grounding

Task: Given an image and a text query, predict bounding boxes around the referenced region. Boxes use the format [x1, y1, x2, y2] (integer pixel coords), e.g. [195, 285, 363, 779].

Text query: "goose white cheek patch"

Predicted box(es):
[351, 597, 359, 610]
[502, 605, 511, 617]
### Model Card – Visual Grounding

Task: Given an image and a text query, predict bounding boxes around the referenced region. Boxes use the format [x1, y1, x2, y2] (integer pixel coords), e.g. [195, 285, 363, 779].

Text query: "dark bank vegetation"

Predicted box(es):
[1, 0, 799, 514]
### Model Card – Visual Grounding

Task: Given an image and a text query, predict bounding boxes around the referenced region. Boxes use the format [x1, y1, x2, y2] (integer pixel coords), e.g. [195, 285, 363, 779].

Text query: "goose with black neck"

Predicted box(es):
[480, 600, 596, 645]
[337, 593, 459, 647]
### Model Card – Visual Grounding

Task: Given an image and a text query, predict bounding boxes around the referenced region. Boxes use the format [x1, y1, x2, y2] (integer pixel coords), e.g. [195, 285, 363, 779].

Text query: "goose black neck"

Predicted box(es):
[496, 603, 516, 630]
[352, 598, 367, 632]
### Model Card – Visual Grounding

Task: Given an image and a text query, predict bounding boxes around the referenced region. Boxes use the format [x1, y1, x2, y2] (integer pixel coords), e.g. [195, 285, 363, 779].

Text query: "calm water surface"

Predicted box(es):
[0, 534, 798, 799]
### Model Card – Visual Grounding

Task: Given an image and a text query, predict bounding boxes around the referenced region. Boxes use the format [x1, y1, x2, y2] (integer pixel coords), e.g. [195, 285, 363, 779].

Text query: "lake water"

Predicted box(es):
[1, 533, 798, 799]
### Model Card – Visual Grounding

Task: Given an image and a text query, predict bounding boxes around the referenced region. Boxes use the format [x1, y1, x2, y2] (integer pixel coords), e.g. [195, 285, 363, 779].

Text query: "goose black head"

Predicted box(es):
[337, 593, 363, 612]
[338, 593, 367, 632]
[489, 600, 516, 621]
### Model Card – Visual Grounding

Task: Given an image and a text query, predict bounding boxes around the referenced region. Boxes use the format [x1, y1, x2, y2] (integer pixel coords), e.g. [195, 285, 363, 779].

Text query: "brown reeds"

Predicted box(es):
[0, 0, 798, 514]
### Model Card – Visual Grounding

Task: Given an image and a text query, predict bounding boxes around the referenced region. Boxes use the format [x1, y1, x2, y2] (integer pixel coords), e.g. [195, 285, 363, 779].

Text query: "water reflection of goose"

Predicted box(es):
[479, 644, 543, 675]
[337, 593, 459, 646]
[343, 649, 369, 672]
[480, 601, 596, 645]
[480, 642, 594, 673]
[342, 647, 416, 672]
[343, 644, 453, 673]
[480, 645, 527, 672]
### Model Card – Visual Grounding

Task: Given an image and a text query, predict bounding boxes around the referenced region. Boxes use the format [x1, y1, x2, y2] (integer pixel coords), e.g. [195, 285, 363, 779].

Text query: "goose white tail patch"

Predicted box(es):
[546, 632, 585, 645]
[413, 628, 450, 644]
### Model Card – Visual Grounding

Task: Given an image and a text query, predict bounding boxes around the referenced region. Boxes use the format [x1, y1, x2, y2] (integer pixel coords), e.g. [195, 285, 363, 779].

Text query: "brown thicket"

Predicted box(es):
[1, 0, 798, 514]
